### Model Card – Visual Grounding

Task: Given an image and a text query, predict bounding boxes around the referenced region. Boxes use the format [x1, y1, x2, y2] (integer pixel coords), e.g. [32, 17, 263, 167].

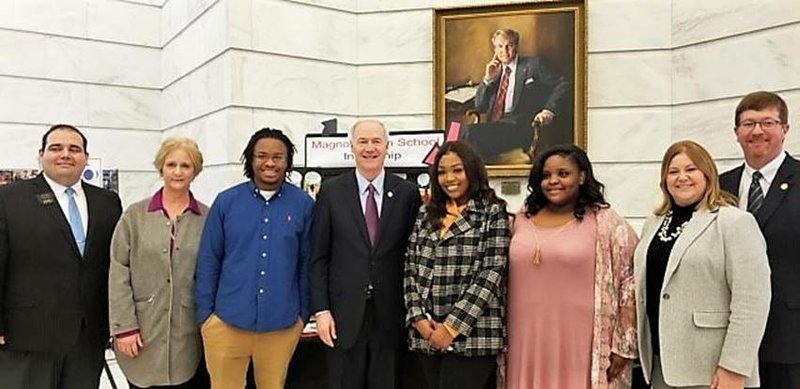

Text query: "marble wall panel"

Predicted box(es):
[357, 10, 431, 64]
[672, 24, 800, 104]
[87, 85, 161, 129]
[0, 76, 88, 125]
[117, 170, 162, 207]
[0, 0, 88, 38]
[357, 63, 431, 115]
[588, 0, 670, 52]
[286, 0, 356, 12]
[0, 123, 46, 168]
[594, 162, 662, 218]
[162, 54, 229, 129]
[588, 50, 671, 108]
[162, 0, 227, 85]
[248, 0, 357, 63]
[87, 0, 160, 46]
[587, 107, 671, 163]
[0, 30, 48, 76]
[231, 50, 357, 115]
[161, 0, 220, 44]
[672, 0, 800, 47]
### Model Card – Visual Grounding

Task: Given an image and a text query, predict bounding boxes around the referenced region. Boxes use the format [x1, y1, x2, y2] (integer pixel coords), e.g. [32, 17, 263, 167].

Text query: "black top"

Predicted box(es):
[646, 202, 696, 356]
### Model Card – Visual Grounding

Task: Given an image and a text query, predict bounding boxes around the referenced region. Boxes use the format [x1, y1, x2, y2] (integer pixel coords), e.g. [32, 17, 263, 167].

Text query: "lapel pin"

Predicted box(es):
[780, 182, 789, 191]
[387, 191, 394, 198]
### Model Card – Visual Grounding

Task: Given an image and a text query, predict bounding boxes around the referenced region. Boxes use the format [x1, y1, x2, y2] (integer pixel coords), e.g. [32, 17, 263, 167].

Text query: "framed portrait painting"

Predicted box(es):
[434, 1, 586, 176]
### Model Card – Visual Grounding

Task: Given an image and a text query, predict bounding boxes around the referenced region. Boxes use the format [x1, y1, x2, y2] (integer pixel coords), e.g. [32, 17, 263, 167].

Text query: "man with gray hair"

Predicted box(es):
[310, 119, 421, 388]
[473, 28, 571, 161]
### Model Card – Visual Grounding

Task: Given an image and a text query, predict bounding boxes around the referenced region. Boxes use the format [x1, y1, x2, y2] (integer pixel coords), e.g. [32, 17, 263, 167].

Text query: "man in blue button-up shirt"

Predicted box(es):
[195, 128, 314, 389]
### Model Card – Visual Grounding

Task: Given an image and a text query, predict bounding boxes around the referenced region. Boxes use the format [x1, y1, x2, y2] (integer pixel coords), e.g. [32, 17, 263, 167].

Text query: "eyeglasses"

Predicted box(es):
[738, 118, 783, 130]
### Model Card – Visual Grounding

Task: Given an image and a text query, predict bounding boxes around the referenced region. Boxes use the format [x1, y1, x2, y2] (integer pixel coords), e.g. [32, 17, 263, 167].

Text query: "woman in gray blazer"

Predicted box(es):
[634, 140, 771, 389]
[108, 138, 209, 389]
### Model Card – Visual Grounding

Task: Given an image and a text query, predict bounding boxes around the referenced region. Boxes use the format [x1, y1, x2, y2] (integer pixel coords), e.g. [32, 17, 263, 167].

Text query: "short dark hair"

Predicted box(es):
[734, 91, 788, 125]
[240, 127, 296, 180]
[40, 124, 88, 153]
[423, 140, 505, 228]
[524, 144, 607, 220]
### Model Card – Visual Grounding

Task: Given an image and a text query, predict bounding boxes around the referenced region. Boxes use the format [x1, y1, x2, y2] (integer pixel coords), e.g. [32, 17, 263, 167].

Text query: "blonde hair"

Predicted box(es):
[655, 140, 736, 215]
[153, 137, 204, 177]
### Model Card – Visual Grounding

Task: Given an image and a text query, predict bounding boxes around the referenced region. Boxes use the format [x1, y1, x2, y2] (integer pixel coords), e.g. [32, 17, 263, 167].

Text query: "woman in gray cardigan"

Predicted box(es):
[634, 140, 771, 389]
[109, 138, 209, 389]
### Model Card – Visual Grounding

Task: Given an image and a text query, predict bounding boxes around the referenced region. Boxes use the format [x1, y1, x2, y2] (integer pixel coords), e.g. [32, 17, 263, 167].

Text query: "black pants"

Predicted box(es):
[0, 327, 104, 389]
[325, 300, 398, 389]
[759, 361, 800, 389]
[416, 352, 496, 389]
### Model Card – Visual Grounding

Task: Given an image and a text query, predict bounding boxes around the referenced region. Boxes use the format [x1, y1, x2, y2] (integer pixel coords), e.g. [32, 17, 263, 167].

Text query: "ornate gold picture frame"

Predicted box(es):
[434, 1, 587, 176]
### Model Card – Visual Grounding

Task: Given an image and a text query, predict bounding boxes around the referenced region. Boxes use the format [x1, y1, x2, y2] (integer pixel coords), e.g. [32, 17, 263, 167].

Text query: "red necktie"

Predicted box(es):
[491, 66, 511, 122]
[365, 184, 379, 244]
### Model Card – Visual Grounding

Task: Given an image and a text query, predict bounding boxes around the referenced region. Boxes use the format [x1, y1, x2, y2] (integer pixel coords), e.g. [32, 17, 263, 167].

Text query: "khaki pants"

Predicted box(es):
[201, 314, 303, 389]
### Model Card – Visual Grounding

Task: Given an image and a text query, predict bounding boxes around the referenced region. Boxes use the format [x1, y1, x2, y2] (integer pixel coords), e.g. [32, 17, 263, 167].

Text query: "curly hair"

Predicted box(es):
[524, 144, 607, 220]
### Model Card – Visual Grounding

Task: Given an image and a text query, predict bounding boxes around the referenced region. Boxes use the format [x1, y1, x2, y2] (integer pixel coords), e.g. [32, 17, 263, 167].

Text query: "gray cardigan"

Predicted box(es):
[634, 206, 771, 387]
[108, 195, 208, 387]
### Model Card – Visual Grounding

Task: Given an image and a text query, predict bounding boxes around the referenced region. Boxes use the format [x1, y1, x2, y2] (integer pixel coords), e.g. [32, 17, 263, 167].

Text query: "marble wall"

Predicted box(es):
[1, 0, 798, 220]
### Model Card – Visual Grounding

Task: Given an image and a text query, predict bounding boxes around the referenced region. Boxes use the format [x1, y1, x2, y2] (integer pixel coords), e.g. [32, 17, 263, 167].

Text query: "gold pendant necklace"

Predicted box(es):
[529, 216, 576, 265]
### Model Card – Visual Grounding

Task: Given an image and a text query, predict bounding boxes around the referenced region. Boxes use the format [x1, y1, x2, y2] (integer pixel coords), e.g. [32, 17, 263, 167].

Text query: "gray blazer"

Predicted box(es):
[634, 206, 771, 387]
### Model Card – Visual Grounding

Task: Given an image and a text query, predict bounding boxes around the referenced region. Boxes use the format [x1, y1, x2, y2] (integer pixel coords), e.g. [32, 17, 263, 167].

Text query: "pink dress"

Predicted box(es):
[507, 211, 597, 389]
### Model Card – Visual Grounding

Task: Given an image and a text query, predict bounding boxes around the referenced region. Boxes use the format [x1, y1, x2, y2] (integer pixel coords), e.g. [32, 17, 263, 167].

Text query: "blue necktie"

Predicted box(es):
[65, 188, 86, 255]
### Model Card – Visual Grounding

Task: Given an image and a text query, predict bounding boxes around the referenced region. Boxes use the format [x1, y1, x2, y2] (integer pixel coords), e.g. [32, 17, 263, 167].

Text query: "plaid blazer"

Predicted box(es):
[404, 198, 509, 356]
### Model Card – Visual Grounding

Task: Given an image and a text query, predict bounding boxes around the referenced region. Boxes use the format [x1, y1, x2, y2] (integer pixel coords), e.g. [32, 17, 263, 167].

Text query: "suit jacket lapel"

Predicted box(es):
[511, 60, 528, 112]
[663, 210, 716, 286]
[720, 165, 744, 197]
[32, 175, 81, 257]
[345, 172, 372, 248]
[756, 157, 798, 227]
[82, 182, 98, 259]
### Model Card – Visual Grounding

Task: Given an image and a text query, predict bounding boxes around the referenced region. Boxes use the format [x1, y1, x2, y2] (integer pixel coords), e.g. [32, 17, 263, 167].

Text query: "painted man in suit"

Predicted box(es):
[472, 28, 571, 160]
[0, 124, 122, 388]
[310, 119, 422, 389]
[720, 91, 800, 389]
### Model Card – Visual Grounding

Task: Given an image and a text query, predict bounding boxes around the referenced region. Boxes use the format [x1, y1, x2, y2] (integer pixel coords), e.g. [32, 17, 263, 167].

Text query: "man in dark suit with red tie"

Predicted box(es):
[472, 28, 571, 160]
[310, 119, 422, 389]
[0, 124, 122, 388]
[720, 91, 800, 388]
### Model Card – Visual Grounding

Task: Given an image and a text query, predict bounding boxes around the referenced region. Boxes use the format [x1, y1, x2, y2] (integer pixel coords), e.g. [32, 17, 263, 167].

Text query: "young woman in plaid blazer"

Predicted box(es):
[404, 141, 509, 389]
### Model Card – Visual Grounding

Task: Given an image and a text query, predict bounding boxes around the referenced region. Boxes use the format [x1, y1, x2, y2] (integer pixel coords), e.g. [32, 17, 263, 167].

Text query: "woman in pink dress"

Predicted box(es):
[506, 144, 639, 389]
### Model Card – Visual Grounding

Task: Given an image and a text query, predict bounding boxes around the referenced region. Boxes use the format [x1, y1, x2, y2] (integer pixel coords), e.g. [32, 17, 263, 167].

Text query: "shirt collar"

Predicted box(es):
[147, 187, 202, 215]
[744, 151, 786, 185]
[42, 173, 84, 198]
[505, 56, 519, 73]
[247, 179, 286, 200]
[355, 169, 385, 196]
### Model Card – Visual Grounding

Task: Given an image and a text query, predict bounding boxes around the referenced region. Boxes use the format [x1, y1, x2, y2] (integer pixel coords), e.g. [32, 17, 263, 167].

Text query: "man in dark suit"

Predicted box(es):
[719, 91, 799, 389]
[310, 119, 422, 389]
[471, 28, 571, 160]
[0, 124, 122, 388]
